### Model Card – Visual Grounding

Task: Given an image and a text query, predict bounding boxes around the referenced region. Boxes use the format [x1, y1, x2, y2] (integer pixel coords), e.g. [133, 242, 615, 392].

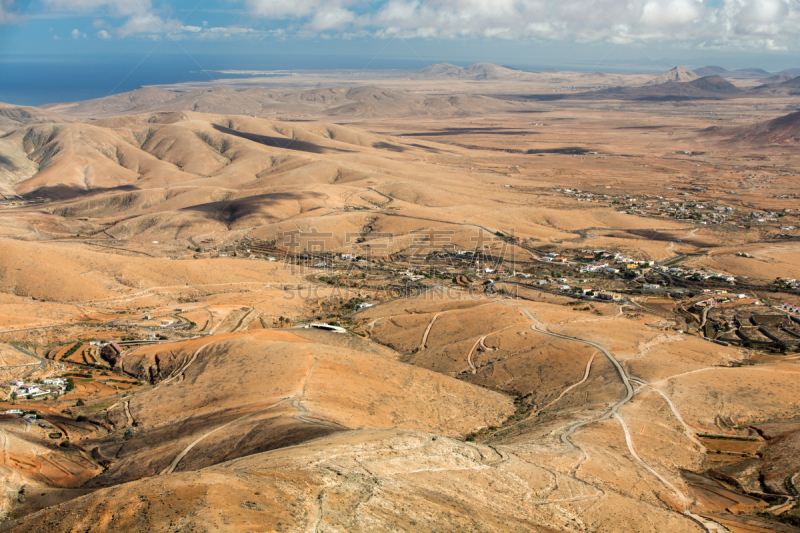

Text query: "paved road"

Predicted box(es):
[0, 363, 38, 371]
[187, 236, 202, 250]
[491, 298, 634, 454]
[0, 323, 91, 336]
[9, 344, 47, 381]
[699, 304, 714, 330]
[656, 252, 688, 268]
[366, 187, 394, 207]
[493, 297, 728, 530]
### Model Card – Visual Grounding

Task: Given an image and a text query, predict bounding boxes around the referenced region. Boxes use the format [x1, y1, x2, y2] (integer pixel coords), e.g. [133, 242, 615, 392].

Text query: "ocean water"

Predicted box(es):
[0, 54, 435, 107]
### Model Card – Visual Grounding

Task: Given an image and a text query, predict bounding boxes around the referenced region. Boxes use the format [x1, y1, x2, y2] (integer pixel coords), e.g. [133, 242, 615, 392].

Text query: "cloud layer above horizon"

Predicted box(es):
[6, 0, 800, 51]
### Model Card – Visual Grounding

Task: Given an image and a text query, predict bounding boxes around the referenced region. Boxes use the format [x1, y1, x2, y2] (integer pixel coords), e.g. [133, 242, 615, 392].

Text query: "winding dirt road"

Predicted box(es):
[159, 397, 292, 475]
[539, 352, 597, 413]
[493, 297, 724, 531]
[419, 312, 443, 350]
[491, 298, 634, 453]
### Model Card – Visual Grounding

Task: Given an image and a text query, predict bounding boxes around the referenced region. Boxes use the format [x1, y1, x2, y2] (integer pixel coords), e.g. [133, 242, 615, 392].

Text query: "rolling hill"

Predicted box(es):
[41, 87, 182, 117]
[752, 75, 800, 96]
[693, 65, 771, 78]
[522, 75, 743, 101]
[0, 111, 451, 201]
[722, 111, 800, 145]
[0, 103, 75, 135]
[646, 66, 699, 84]
[2, 70, 800, 533]
[760, 73, 798, 84]
[78, 332, 513, 486]
[409, 62, 534, 81]
[37, 85, 516, 120]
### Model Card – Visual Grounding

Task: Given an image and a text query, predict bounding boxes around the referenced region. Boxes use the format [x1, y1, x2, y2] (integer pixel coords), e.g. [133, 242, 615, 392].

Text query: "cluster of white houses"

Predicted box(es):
[555, 188, 797, 230]
[9, 378, 67, 399]
[694, 294, 753, 308]
[783, 302, 800, 314]
[555, 189, 744, 226]
[653, 265, 735, 283]
[777, 278, 800, 290]
[575, 250, 654, 274]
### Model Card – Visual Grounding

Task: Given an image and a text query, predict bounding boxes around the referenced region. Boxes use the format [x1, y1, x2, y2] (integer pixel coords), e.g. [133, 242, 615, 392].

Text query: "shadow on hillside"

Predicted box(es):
[21, 184, 140, 202]
[495, 93, 733, 102]
[211, 124, 353, 154]
[400, 127, 537, 137]
[180, 191, 328, 225]
[372, 141, 406, 152]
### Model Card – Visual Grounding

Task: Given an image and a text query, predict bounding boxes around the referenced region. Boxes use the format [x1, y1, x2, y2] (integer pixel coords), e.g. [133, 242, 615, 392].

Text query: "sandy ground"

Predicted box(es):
[0, 68, 799, 531]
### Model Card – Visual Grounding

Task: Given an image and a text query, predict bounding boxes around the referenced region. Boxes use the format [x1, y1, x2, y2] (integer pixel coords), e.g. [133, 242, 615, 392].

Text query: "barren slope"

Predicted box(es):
[80, 332, 514, 485]
[2, 428, 701, 533]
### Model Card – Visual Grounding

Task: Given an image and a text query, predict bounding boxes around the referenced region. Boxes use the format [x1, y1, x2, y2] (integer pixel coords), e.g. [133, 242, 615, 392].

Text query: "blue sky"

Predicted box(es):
[1, 1, 799, 70]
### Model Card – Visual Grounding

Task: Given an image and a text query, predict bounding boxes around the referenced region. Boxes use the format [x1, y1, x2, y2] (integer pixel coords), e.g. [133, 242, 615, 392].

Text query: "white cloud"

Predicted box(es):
[242, 0, 354, 19]
[239, 0, 800, 50]
[168, 25, 281, 40]
[21, 0, 800, 50]
[0, 0, 15, 24]
[42, 0, 152, 18]
[38, 1, 259, 41]
[307, 6, 357, 30]
[116, 13, 176, 37]
[42, 0, 178, 38]
[70, 28, 86, 38]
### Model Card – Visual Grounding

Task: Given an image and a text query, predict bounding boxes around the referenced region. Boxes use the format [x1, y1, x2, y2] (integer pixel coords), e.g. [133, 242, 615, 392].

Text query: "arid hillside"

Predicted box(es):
[3, 428, 704, 533]
[726, 110, 800, 144]
[647, 66, 700, 84]
[79, 331, 513, 486]
[2, 69, 800, 532]
[40, 85, 519, 120]
[0, 104, 74, 135]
